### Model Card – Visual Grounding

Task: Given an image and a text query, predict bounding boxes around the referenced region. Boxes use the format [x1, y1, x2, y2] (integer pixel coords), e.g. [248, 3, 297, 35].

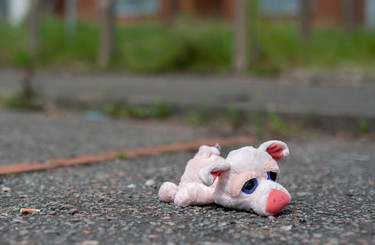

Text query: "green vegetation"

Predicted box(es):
[184, 102, 211, 125]
[358, 119, 368, 134]
[248, 112, 265, 137]
[227, 104, 242, 128]
[267, 112, 292, 134]
[1, 17, 375, 73]
[116, 152, 128, 160]
[1, 91, 44, 110]
[151, 101, 174, 119]
[101, 101, 173, 120]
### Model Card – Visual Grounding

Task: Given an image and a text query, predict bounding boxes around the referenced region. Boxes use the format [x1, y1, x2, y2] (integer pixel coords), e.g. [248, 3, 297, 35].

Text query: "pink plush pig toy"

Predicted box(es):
[158, 140, 291, 216]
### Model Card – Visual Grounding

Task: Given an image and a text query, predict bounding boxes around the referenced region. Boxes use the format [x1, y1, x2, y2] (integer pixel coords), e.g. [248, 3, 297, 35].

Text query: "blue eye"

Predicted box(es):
[267, 171, 277, 181]
[241, 178, 258, 194]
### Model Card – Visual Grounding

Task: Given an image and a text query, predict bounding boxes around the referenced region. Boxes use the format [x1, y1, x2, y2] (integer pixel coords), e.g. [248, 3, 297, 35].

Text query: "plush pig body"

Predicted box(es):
[159, 140, 291, 216]
[158, 145, 225, 206]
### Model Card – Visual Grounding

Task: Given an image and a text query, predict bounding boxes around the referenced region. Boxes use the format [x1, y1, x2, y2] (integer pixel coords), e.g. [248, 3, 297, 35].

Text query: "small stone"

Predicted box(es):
[127, 184, 136, 189]
[43, 230, 57, 234]
[280, 225, 292, 232]
[312, 233, 322, 238]
[145, 180, 155, 186]
[19, 230, 29, 236]
[69, 209, 78, 215]
[2, 186, 11, 192]
[12, 218, 27, 224]
[268, 216, 276, 222]
[49, 210, 58, 215]
[81, 240, 99, 245]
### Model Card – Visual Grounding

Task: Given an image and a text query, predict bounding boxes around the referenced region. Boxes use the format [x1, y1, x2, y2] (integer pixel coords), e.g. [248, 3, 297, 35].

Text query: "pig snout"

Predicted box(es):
[265, 189, 290, 215]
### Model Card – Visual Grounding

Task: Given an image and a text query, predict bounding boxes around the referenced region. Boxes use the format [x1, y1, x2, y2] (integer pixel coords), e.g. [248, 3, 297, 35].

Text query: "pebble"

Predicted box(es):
[19, 230, 29, 236]
[280, 225, 292, 232]
[144, 180, 156, 186]
[12, 218, 27, 224]
[80, 241, 99, 245]
[69, 209, 79, 215]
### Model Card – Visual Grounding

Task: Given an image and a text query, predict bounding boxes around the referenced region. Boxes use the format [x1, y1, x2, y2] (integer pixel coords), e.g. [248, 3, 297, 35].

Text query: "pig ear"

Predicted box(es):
[258, 140, 289, 161]
[198, 160, 231, 186]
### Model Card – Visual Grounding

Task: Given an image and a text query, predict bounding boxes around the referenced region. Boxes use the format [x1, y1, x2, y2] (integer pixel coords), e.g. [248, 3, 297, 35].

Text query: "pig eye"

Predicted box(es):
[267, 171, 277, 181]
[241, 178, 258, 194]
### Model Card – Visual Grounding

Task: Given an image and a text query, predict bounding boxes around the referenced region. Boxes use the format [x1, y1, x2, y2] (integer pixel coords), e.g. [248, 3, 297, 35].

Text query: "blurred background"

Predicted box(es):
[0, 0, 374, 74]
[0, 0, 374, 136]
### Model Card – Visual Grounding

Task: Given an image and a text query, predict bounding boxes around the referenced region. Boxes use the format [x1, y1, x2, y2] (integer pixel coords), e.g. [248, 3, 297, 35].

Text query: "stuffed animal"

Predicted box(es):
[158, 140, 291, 216]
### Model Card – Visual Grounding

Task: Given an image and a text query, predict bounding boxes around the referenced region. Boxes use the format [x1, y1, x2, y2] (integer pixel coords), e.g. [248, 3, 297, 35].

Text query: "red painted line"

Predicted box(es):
[0, 136, 256, 175]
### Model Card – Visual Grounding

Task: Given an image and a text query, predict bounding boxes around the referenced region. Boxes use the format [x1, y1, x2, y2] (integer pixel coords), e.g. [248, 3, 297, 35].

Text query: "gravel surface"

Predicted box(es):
[0, 136, 374, 244]
[0, 110, 207, 164]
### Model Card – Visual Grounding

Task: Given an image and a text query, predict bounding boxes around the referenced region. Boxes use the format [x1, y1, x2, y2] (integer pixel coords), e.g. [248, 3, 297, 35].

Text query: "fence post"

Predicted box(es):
[65, 0, 77, 37]
[232, 0, 247, 74]
[300, 0, 313, 42]
[24, 0, 40, 101]
[98, 0, 114, 69]
[248, 0, 259, 66]
[342, 0, 355, 32]
[28, 0, 40, 58]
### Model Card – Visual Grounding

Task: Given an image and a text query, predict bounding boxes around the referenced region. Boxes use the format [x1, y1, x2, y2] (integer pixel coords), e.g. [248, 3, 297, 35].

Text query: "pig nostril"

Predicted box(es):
[266, 189, 290, 215]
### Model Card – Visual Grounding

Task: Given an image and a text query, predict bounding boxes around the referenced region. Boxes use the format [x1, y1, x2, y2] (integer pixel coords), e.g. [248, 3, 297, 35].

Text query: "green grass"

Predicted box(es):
[100, 101, 173, 120]
[1, 17, 375, 73]
[358, 119, 368, 134]
[116, 152, 128, 160]
[1, 91, 44, 110]
[256, 22, 375, 72]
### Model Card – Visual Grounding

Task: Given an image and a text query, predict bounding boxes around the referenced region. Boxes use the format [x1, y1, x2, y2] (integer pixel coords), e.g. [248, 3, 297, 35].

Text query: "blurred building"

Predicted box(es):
[52, 0, 375, 28]
[0, 0, 30, 26]
[0, 0, 375, 28]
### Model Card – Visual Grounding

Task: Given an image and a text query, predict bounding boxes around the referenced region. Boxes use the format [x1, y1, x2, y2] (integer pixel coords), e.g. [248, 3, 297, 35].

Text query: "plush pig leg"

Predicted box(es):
[159, 182, 179, 202]
[174, 183, 214, 207]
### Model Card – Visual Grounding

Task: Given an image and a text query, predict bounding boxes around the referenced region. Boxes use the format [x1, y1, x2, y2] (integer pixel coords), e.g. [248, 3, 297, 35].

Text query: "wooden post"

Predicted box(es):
[342, 0, 355, 32]
[98, 0, 114, 69]
[170, 0, 179, 19]
[300, 0, 313, 42]
[232, 0, 247, 74]
[24, 0, 40, 102]
[248, 0, 259, 66]
[65, 0, 77, 37]
[28, 0, 40, 58]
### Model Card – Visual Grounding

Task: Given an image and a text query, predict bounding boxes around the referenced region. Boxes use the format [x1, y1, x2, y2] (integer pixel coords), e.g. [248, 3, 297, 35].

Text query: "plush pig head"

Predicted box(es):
[199, 140, 291, 216]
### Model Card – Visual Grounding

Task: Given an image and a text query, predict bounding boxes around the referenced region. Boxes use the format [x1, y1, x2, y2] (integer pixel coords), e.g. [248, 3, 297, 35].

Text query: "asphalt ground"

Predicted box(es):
[0, 110, 209, 165]
[0, 111, 374, 245]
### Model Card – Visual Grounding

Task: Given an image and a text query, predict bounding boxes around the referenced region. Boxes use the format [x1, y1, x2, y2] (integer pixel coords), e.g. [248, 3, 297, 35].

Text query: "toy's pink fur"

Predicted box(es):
[159, 140, 291, 216]
[229, 171, 257, 197]
[158, 145, 224, 206]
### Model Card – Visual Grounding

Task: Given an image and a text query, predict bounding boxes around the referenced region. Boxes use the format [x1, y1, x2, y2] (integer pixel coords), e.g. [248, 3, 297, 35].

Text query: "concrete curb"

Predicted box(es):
[1, 69, 375, 132]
